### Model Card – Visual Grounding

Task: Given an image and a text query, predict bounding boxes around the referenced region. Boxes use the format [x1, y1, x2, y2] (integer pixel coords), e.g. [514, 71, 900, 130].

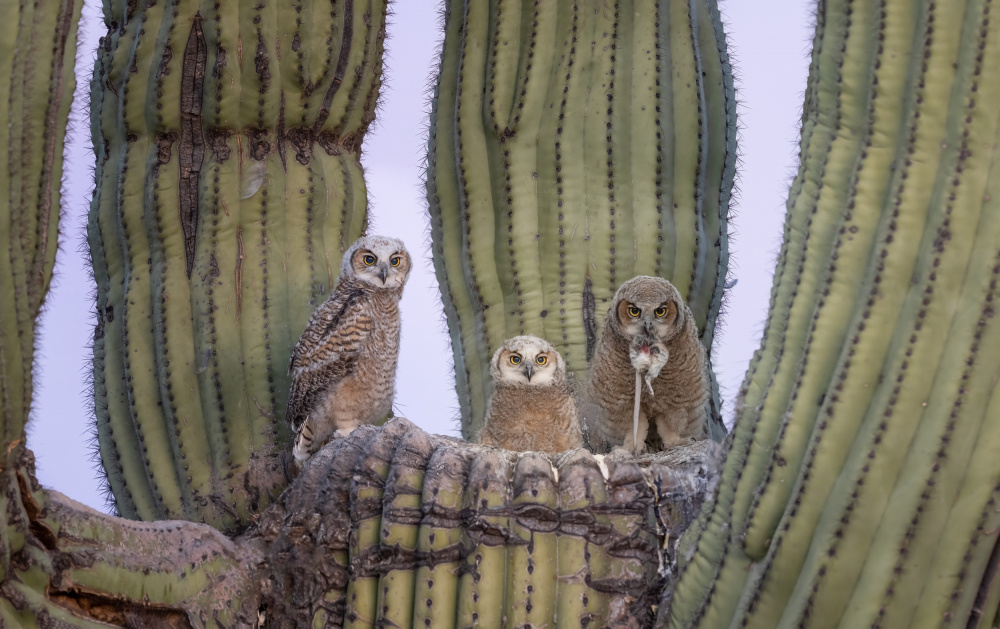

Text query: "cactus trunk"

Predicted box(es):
[668, 0, 1000, 626]
[427, 0, 737, 439]
[88, 0, 385, 532]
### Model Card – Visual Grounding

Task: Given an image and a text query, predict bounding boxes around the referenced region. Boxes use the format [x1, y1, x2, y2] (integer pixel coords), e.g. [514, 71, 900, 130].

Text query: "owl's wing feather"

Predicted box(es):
[286, 287, 372, 430]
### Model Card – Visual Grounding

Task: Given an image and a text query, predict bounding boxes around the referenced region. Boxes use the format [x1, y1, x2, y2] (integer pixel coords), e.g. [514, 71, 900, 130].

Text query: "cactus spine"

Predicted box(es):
[427, 0, 737, 439]
[668, 0, 1000, 627]
[88, 0, 385, 531]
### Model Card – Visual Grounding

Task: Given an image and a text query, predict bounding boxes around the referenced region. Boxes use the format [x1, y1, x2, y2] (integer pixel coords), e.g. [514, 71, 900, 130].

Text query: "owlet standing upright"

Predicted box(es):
[477, 335, 584, 453]
[587, 276, 710, 453]
[286, 235, 411, 465]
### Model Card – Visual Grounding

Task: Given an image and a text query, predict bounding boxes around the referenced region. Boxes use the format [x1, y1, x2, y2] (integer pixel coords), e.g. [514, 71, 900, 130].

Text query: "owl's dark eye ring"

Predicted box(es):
[654, 306, 668, 318]
[363, 254, 376, 266]
[509, 354, 522, 365]
[627, 306, 641, 318]
[535, 355, 547, 366]
[390, 256, 401, 267]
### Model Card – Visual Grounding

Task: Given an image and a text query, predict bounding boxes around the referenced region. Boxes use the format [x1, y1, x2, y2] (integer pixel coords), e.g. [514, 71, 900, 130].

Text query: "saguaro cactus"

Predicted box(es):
[0, 0, 80, 455]
[426, 0, 737, 439]
[668, 0, 1000, 626]
[88, 0, 385, 531]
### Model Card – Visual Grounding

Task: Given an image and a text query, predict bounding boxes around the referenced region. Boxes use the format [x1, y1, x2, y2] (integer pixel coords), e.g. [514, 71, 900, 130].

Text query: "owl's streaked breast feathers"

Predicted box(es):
[286, 283, 371, 432]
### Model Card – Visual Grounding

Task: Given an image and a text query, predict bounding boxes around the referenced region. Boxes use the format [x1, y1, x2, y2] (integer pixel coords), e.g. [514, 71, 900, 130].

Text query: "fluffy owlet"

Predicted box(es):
[476, 335, 584, 453]
[587, 276, 709, 453]
[286, 235, 411, 465]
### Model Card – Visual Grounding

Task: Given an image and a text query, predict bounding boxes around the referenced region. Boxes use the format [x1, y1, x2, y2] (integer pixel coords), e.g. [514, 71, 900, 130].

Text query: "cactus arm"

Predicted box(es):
[735, 0, 984, 623]
[88, 0, 383, 530]
[669, 0, 1000, 627]
[0, 0, 79, 445]
[430, 0, 735, 433]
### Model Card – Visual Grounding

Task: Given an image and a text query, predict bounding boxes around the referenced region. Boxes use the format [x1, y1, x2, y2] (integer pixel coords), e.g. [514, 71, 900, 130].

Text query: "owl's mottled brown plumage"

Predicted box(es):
[586, 276, 709, 453]
[287, 236, 411, 465]
[476, 336, 584, 453]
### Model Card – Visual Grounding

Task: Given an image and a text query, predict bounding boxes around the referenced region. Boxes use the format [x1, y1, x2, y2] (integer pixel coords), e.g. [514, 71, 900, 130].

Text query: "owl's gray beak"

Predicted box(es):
[643, 319, 653, 335]
[378, 264, 389, 284]
[524, 364, 534, 381]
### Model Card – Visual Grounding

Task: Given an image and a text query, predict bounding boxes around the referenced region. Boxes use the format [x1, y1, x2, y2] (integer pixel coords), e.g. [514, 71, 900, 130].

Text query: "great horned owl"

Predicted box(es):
[476, 335, 584, 453]
[587, 276, 709, 453]
[286, 235, 411, 465]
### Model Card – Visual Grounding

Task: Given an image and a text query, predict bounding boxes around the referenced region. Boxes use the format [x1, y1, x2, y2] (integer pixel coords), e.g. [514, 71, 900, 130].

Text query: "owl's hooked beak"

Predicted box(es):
[523, 364, 535, 381]
[378, 264, 389, 284]
[643, 319, 653, 335]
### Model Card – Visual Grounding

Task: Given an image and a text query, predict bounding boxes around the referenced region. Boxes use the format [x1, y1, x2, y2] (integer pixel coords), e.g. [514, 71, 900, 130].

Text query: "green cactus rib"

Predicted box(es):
[555, 450, 611, 624]
[374, 430, 433, 627]
[428, 0, 737, 438]
[411, 447, 470, 629]
[669, 0, 1000, 627]
[89, 0, 385, 531]
[455, 449, 511, 628]
[0, 0, 79, 447]
[506, 454, 560, 625]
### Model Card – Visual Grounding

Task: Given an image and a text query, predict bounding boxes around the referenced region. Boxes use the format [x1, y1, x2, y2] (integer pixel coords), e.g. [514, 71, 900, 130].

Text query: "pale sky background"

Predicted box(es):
[31, 0, 814, 512]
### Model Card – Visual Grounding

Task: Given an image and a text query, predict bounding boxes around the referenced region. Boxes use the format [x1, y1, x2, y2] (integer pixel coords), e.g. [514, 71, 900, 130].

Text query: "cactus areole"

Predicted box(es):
[427, 0, 737, 440]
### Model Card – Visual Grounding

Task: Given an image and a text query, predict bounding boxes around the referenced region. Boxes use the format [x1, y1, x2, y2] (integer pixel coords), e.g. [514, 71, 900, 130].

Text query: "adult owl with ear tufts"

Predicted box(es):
[587, 276, 710, 453]
[286, 235, 411, 466]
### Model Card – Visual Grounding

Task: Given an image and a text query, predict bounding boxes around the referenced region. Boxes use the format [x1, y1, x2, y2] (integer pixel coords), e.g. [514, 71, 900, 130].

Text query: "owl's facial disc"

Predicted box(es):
[353, 247, 409, 289]
[497, 349, 557, 385]
[618, 298, 678, 340]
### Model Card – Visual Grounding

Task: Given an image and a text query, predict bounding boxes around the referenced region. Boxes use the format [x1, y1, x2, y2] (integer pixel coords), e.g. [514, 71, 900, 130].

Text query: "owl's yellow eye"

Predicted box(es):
[363, 254, 376, 266]
[509, 354, 522, 365]
[627, 306, 641, 318]
[654, 306, 668, 318]
[390, 256, 401, 267]
[535, 355, 547, 366]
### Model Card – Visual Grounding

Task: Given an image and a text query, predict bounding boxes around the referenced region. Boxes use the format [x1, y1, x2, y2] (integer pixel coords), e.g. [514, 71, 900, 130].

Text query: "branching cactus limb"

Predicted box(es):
[87, 0, 386, 532]
[668, 1, 1000, 627]
[426, 0, 737, 439]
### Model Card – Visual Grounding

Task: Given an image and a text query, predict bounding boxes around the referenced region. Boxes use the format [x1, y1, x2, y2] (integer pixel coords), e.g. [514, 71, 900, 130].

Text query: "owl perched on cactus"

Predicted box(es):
[476, 335, 584, 453]
[587, 276, 710, 453]
[286, 236, 411, 465]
